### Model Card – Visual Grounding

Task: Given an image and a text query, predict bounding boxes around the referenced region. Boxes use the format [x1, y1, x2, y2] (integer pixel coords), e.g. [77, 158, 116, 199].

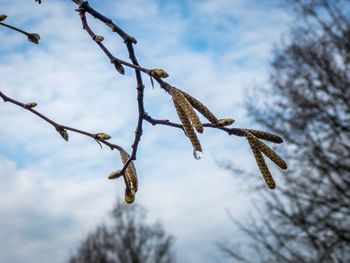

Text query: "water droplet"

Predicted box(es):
[193, 150, 203, 160]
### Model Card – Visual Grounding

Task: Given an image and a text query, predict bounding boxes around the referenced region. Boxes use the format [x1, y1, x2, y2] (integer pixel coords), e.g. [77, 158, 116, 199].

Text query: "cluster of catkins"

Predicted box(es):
[168, 86, 287, 189]
[106, 79, 287, 203]
[1, 3, 287, 205]
[108, 149, 138, 204]
[169, 86, 234, 158]
[245, 131, 287, 189]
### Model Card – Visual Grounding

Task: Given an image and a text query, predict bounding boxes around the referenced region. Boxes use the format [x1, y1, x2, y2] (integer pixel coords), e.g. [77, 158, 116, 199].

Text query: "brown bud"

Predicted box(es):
[57, 128, 69, 142]
[27, 33, 40, 44]
[25, 102, 38, 109]
[0, 15, 8, 22]
[94, 35, 104, 42]
[114, 61, 125, 75]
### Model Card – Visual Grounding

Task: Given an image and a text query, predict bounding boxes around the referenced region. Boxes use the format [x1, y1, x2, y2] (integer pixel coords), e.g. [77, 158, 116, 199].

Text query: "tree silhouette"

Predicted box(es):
[68, 201, 174, 263]
[219, 0, 350, 262]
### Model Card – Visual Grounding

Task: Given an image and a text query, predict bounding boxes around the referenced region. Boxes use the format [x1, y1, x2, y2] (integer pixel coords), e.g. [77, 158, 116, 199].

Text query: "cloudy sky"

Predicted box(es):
[0, 0, 291, 262]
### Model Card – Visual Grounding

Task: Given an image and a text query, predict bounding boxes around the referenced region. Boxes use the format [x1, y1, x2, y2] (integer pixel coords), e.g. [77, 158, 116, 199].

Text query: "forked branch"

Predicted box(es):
[0, 0, 287, 204]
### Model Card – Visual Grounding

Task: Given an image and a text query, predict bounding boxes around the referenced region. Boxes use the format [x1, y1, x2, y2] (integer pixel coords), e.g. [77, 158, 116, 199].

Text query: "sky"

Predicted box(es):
[0, 1, 291, 262]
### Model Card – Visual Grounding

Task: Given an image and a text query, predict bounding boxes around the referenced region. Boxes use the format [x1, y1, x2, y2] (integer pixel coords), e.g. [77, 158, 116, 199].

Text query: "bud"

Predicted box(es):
[108, 170, 122, 180]
[217, 118, 235, 126]
[114, 61, 125, 75]
[150, 69, 169, 78]
[27, 33, 40, 44]
[94, 35, 104, 42]
[57, 129, 69, 142]
[25, 102, 37, 109]
[0, 15, 7, 22]
[96, 133, 111, 140]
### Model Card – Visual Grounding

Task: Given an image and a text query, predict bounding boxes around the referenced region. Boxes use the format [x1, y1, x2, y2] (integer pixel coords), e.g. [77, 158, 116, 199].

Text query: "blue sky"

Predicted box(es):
[0, 1, 291, 262]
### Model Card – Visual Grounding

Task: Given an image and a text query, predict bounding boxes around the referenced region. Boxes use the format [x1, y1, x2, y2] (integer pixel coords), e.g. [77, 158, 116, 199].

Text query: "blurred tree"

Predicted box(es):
[218, 0, 350, 262]
[68, 201, 174, 263]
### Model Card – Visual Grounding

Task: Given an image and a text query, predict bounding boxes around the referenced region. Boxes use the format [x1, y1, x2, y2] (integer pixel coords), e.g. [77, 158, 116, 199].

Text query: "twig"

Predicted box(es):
[0, 22, 29, 36]
[0, 91, 122, 151]
[0, 22, 40, 44]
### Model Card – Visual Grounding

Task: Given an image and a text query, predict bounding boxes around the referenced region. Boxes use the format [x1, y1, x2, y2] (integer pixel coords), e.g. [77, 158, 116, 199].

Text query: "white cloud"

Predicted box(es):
[0, 157, 119, 263]
[0, 0, 290, 262]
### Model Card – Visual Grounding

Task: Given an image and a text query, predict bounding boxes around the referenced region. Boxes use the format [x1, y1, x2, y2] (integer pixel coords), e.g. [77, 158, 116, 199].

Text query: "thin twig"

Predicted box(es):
[144, 113, 248, 137]
[0, 22, 29, 36]
[0, 91, 122, 151]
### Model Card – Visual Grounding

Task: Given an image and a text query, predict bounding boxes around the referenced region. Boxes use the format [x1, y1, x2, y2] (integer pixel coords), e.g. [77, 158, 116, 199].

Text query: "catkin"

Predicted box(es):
[124, 187, 135, 204]
[246, 132, 287, 170]
[245, 129, 283, 144]
[171, 88, 203, 133]
[179, 89, 219, 125]
[173, 99, 202, 153]
[120, 149, 138, 194]
[249, 141, 276, 189]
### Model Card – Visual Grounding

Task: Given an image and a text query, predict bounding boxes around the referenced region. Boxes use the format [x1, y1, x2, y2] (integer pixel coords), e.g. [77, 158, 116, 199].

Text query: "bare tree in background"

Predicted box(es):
[68, 201, 174, 263]
[219, 0, 350, 262]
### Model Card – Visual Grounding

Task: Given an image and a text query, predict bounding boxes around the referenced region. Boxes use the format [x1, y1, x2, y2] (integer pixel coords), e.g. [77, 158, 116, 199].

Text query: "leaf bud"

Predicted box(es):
[150, 69, 169, 78]
[25, 102, 38, 109]
[0, 15, 8, 22]
[57, 128, 69, 142]
[114, 62, 125, 75]
[94, 35, 104, 42]
[96, 133, 112, 140]
[27, 33, 40, 44]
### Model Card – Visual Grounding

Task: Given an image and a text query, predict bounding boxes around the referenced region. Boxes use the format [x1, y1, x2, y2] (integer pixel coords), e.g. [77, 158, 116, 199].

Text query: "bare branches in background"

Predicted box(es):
[68, 201, 174, 263]
[219, 0, 350, 262]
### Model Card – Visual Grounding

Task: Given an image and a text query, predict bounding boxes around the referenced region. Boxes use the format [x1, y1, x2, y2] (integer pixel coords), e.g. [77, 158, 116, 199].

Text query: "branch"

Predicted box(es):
[0, 0, 288, 204]
[0, 91, 123, 151]
[0, 20, 40, 44]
